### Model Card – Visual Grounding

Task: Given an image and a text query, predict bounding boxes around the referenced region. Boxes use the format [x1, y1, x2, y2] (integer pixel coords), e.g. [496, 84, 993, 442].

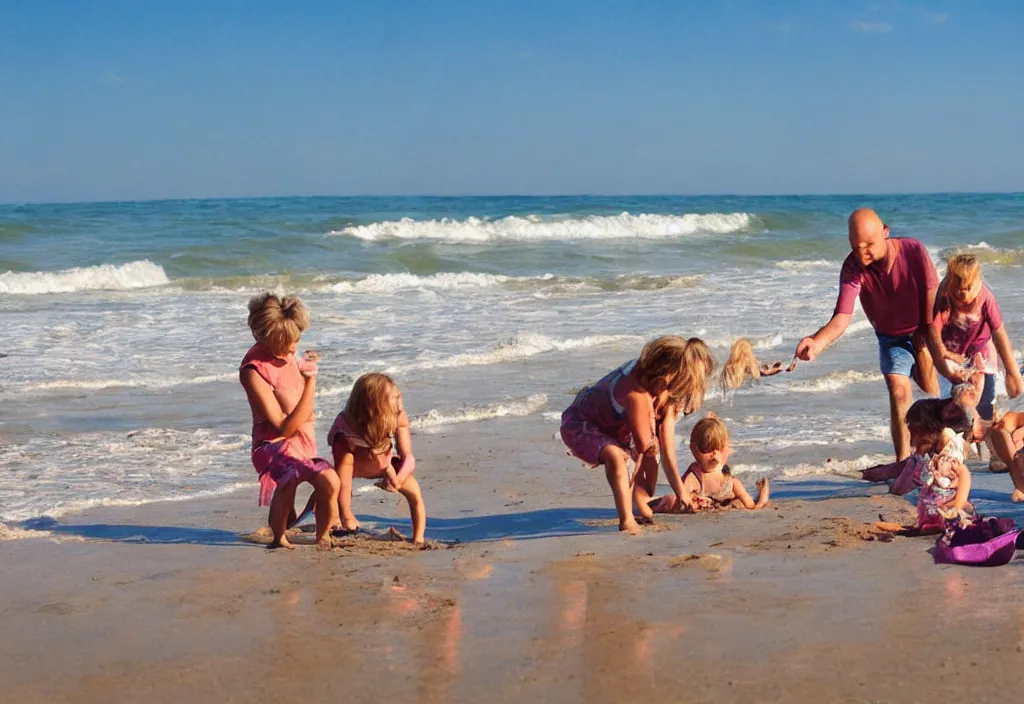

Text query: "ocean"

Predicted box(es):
[1, 194, 1022, 524]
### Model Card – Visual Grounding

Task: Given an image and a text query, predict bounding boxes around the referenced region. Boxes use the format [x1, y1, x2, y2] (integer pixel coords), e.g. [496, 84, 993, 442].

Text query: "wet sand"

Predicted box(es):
[4, 423, 1024, 703]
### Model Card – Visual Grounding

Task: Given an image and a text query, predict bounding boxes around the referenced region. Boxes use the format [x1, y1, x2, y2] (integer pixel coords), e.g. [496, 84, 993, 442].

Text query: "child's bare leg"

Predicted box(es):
[336, 456, 360, 532]
[601, 446, 640, 535]
[632, 455, 659, 522]
[649, 494, 679, 514]
[1010, 453, 1024, 503]
[990, 427, 1019, 476]
[309, 470, 341, 547]
[397, 475, 427, 544]
[268, 481, 298, 549]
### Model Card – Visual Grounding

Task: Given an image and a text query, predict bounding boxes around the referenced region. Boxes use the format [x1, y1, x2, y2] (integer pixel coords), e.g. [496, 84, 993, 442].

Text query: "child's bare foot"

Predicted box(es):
[269, 536, 295, 550]
[619, 519, 642, 535]
[316, 536, 333, 552]
[636, 513, 654, 526]
[1011, 489, 1024, 503]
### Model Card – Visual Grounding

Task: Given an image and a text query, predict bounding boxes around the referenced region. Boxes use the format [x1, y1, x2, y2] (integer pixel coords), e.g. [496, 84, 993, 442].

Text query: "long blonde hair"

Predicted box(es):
[247, 292, 309, 356]
[720, 338, 762, 392]
[945, 253, 981, 289]
[343, 373, 401, 455]
[637, 335, 716, 415]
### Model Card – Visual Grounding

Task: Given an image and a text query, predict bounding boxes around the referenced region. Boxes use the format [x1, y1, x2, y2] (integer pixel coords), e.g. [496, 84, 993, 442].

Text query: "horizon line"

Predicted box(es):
[2, 189, 1023, 208]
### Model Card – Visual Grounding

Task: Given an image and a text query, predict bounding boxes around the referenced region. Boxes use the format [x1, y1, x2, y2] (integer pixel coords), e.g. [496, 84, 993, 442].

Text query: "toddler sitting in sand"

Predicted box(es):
[878, 399, 974, 533]
[328, 373, 426, 544]
[648, 414, 769, 513]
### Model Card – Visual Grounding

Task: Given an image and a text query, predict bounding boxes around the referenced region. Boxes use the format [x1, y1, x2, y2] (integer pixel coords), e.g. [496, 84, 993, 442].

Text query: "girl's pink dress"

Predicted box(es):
[241, 343, 331, 506]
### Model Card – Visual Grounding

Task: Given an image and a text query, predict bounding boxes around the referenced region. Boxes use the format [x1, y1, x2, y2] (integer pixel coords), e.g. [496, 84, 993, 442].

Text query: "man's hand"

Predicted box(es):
[795, 337, 820, 362]
[1006, 368, 1023, 400]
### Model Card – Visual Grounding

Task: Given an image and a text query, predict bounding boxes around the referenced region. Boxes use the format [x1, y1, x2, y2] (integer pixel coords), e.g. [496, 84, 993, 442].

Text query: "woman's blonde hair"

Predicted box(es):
[720, 338, 762, 392]
[247, 292, 309, 356]
[344, 373, 401, 455]
[946, 253, 981, 288]
[636, 335, 716, 414]
[690, 413, 729, 453]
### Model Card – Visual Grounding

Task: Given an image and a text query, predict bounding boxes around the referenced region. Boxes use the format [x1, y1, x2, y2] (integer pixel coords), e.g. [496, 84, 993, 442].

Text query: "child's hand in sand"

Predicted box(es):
[375, 466, 401, 493]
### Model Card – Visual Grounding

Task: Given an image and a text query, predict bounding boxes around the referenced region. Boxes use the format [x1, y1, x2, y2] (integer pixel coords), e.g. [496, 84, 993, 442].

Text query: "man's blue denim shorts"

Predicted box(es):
[876, 333, 916, 377]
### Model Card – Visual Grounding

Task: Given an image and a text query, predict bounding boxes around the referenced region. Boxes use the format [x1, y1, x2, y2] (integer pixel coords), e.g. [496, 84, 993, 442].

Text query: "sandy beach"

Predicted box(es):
[5, 418, 1024, 704]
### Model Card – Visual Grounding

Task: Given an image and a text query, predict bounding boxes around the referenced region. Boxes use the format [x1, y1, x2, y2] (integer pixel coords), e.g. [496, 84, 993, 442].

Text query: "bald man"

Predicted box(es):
[795, 209, 940, 461]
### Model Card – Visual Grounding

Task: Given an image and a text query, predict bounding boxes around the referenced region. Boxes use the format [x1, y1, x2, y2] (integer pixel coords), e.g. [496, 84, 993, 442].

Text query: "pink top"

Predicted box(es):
[240, 343, 317, 459]
[834, 238, 939, 337]
[931, 283, 1003, 370]
[327, 412, 395, 471]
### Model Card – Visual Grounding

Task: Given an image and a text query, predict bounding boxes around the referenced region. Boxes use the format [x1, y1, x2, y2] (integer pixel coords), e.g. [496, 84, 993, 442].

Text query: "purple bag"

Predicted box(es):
[934, 517, 1023, 567]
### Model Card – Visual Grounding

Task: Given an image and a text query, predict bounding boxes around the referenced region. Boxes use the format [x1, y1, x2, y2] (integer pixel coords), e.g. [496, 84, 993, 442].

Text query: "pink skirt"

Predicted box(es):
[251, 439, 332, 507]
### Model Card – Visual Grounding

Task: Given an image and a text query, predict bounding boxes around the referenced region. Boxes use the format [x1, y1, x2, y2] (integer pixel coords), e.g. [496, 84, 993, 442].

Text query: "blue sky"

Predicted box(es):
[1, 0, 1022, 202]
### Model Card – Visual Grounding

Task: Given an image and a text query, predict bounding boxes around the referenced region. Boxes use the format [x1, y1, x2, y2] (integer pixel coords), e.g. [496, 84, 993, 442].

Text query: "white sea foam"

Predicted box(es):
[845, 319, 874, 335]
[410, 394, 548, 431]
[329, 271, 522, 293]
[393, 333, 643, 373]
[330, 212, 757, 243]
[731, 453, 892, 479]
[775, 259, 840, 271]
[13, 373, 236, 395]
[789, 370, 882, 393]
[699, 332, 785, 353]
[0, 260, 170, 295]
[0, 428, 251, 523]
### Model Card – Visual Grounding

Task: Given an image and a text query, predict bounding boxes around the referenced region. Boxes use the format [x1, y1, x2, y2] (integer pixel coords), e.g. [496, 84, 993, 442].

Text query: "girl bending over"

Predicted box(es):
[561, 336, 715, 534]
[328, 373, 426, 544]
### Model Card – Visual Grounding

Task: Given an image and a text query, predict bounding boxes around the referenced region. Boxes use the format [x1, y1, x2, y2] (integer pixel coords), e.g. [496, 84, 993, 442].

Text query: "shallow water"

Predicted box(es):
[1, 194, 1022, 521]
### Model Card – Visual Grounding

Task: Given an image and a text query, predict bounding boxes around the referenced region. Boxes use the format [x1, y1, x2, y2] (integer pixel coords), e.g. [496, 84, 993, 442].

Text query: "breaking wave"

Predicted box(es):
[330, 212, 758, 243]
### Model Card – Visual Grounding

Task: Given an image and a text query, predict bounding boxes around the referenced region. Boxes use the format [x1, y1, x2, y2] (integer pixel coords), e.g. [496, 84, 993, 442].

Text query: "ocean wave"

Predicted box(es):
[4, 482, 254, 527]
[845, 319, 874, 335]
[410, 394, 548, 430]
[0, 260, 170, 295]
[0, 428, 252, 523]
[330, 271, 525, 293]
[702, 332, 784, 351]
[392, 333, 643, 372]
[12, 373, 236, 394]
[938, 242, 1024, 266]
[329, 212, 757, 243]
[775, 259, 840, 271]
[789, 370, 883, 393]
[731, 453, 892, 479]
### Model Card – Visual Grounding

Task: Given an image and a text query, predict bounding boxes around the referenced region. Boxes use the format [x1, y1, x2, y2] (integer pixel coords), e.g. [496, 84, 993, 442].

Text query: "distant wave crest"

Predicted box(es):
[0, 260, 169, 295]
[329, 212, 757, 243]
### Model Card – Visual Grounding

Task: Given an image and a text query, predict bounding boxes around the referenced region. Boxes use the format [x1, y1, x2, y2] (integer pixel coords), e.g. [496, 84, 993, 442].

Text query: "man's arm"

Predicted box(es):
[795, 313, 853, 361]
